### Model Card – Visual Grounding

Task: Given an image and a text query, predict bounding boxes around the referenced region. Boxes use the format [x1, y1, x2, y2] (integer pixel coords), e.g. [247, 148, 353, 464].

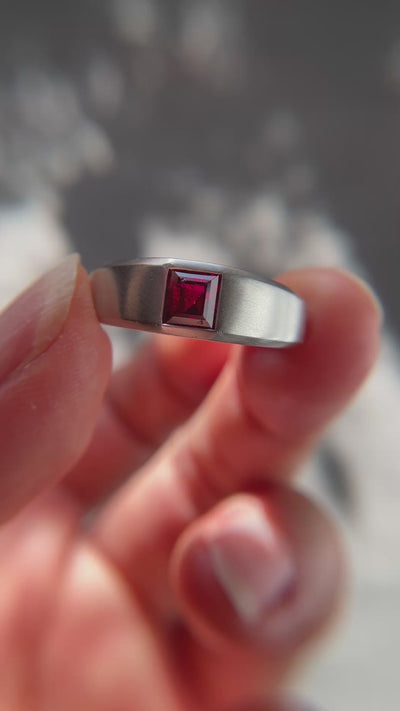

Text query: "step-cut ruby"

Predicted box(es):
[163, 269, 221, 328]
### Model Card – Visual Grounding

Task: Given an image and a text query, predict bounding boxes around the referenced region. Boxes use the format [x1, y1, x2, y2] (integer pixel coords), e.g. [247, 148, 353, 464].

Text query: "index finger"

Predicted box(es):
[65, 334, 231, 505]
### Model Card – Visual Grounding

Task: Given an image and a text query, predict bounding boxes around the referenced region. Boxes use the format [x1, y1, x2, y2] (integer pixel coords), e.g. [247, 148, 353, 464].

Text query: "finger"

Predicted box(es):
[170, 487, 343, 710]
[65, 336, 231, 505]
[0, 255, 111, 521]
[172, 487, 343, 653]
[95, 269, 380, 602]
[0, 493, 182, 711]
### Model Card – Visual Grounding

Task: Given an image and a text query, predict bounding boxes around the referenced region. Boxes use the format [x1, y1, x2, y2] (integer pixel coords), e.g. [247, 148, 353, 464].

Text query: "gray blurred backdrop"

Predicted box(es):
[0, 2, 399, 709]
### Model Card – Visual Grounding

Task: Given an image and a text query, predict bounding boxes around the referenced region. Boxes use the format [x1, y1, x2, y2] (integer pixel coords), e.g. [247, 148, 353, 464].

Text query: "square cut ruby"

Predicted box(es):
[163, 269, 221, 328]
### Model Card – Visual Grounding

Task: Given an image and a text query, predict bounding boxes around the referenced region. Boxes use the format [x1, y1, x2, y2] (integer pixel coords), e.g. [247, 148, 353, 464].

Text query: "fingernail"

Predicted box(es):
[209, 497, 295, 625]
[0, 254, 80, 382]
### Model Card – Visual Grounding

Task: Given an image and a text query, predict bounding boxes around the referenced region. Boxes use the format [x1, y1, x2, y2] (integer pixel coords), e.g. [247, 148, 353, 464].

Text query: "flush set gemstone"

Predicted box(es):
[162, 269, 221, 328]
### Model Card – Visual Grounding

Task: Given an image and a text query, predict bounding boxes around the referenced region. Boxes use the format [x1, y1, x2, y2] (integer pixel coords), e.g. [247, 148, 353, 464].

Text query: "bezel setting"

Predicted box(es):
[162, 269, 221, 329]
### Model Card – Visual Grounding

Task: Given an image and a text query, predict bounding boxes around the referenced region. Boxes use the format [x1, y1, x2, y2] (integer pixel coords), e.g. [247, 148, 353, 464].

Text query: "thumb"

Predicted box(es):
[0, 254, 111, 521]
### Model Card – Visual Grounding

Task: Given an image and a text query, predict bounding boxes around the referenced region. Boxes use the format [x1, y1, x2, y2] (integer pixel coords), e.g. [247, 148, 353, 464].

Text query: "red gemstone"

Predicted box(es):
[163, 269, 221, 328]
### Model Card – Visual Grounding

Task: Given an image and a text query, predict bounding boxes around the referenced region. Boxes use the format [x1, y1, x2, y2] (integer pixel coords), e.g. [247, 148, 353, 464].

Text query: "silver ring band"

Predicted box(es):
[91, 258, 305, 348]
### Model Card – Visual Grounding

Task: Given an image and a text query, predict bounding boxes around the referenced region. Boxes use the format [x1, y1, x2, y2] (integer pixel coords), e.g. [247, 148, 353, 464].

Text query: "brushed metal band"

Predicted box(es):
[91, 258, 305, 348]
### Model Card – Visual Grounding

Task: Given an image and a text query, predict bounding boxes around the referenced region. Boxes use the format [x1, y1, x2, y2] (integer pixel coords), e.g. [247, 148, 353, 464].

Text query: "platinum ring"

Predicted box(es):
[91, 257, 305, 348]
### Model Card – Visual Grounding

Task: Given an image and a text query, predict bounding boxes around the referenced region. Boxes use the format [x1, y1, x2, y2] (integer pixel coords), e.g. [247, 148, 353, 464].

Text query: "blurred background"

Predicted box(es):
[0, 1, 399, 708]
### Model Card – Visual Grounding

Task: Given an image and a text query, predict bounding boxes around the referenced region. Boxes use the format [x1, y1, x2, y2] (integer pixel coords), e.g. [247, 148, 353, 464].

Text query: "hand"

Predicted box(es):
[0, 255, 380, 711]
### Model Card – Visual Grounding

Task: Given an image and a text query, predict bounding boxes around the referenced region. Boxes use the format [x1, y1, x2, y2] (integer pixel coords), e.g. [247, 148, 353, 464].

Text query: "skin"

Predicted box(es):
[0, 257, 381, 711]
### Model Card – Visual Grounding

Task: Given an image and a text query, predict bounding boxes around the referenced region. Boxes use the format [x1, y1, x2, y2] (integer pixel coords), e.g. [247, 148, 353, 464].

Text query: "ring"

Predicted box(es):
[91, 257, 305, 348]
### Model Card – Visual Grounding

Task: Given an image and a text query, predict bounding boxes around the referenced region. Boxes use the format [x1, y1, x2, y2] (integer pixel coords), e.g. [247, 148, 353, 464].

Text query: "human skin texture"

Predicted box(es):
[0, 256, 381, 711]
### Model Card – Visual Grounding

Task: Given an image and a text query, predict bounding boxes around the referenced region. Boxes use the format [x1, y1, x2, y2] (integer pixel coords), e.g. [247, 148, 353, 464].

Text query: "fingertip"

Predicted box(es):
[329, 268, 383, 324]
[59, 258, 113, 390]
[276, 266, 383, 339]
[239, 267, 382, 442]
[72, 261, 113, 358]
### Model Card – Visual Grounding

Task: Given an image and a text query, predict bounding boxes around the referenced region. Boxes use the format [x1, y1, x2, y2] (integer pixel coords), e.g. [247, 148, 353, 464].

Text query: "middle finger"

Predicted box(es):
[65, 336, 230, 505]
